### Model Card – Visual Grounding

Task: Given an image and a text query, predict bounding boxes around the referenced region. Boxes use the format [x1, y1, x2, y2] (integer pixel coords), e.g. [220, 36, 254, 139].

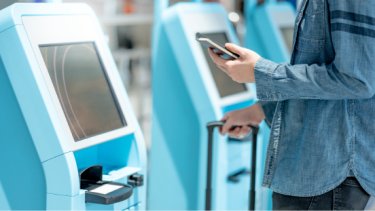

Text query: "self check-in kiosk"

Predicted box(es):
[0, 3, 146, 210]
[149, 1, 271, 210]
[245, 0, 296, 63]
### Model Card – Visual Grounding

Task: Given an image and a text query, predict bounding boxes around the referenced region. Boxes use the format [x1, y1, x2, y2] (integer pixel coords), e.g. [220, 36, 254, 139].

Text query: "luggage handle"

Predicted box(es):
[205, 121, 258, 211]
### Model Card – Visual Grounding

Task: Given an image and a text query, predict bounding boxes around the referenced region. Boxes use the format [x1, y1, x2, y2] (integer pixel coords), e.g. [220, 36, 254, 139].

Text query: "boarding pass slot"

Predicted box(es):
[80, 165, 134, 205]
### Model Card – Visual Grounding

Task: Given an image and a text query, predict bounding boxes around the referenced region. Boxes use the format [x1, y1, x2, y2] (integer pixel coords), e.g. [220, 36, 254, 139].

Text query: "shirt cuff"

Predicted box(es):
[254, 58, 281, 101]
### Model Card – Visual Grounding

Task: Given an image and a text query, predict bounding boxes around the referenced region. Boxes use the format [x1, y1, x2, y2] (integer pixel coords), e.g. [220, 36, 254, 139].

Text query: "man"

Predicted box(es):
[209, 0, 374, 209]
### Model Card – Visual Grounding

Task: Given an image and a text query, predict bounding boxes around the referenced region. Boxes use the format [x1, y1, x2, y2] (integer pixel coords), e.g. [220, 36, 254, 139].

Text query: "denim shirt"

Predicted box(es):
[254, 0, 375, 197]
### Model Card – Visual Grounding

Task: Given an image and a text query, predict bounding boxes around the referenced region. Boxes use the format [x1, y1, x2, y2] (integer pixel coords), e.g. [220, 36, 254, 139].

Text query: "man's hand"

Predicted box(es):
[221, 103, 265, 139]
[208, 43, 261, 83]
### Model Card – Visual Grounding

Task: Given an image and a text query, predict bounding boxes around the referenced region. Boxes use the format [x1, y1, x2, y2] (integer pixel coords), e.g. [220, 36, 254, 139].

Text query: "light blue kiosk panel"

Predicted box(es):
[245, 0, 296, 63]
[0, 3, 147, 210]
[149, 1, 271, 210]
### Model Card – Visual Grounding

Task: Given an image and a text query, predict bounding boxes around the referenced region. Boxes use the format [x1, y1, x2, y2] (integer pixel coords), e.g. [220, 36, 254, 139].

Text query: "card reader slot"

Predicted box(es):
[80, 165, 134, 205]
[85, 182, 133, 205]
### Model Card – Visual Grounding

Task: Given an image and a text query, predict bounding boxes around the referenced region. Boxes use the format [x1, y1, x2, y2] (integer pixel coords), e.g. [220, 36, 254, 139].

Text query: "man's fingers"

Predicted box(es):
[240, 126, 252, 137]
[208, 48, 227, 67]
[228, 127, 241, 137]
[225, 59, 242, 67]
[219, 115, 229, 134]
[225, 43, 246, 57]
[228, 126, 252, 139]
[222, 120, 235, 134]
[208, 48, 238, 75]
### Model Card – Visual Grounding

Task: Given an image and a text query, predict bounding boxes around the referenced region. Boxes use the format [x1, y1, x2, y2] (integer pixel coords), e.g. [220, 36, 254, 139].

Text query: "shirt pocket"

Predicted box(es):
[294, 37, 324, 64]
[295, 37, 324, 53]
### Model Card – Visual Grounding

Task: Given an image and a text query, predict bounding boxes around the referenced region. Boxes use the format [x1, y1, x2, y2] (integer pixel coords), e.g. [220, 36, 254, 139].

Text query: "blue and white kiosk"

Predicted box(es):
[0, 3, 147, 210]
[245, 0, 296, 63]
[149, 1, 271, 210]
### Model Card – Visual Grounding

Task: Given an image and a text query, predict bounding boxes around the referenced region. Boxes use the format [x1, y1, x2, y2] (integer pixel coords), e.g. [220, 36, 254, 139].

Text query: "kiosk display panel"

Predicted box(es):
[198, 32, 248, 98]
[40, 42, 126, 141]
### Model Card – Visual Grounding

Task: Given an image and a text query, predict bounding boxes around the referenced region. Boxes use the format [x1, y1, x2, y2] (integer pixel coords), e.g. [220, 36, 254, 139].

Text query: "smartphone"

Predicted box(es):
[196, 32, 240, 60]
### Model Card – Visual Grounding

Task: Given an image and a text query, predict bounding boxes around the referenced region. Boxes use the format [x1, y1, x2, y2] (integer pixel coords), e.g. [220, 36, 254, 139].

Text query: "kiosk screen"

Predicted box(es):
[40, 42, 126, 141]
[199, 32, 248, 98]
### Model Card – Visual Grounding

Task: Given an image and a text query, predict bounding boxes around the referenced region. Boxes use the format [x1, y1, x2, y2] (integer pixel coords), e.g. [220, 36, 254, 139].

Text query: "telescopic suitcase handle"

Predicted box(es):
[205, 121, 258, 211]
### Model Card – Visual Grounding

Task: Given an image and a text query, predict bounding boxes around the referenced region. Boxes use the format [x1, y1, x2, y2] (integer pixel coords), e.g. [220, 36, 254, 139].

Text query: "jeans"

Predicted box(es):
[272, 177, 370, 210]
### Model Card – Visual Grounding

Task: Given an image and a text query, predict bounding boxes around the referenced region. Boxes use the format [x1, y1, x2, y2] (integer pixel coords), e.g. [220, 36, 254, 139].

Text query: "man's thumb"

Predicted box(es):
[225, 43, 246, 57]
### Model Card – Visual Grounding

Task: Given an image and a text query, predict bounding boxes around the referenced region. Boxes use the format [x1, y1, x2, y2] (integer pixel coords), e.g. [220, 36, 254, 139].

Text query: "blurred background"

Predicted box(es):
[0, 0, 296, 149]
[0, 0, 253, 150]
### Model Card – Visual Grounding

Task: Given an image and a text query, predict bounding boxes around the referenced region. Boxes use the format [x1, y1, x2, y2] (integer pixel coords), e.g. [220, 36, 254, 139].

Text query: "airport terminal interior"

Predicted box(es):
[0, 0, 339, 210]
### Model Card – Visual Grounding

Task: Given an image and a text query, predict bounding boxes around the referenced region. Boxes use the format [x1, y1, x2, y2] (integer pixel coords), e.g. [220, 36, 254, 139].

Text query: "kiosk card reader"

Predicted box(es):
[0, 3, 147, 210]
[80, 165, 134, 205]
[149, 1, 271, 210]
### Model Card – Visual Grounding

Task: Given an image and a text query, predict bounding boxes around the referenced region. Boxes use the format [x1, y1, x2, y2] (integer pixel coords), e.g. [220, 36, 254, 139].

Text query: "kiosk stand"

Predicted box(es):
[0, 3, 147, 210]
[149, 0, 271, 210]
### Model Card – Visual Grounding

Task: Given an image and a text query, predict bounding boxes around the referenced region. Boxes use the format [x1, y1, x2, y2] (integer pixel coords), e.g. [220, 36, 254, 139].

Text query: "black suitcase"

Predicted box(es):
[205, 121, 259, 211]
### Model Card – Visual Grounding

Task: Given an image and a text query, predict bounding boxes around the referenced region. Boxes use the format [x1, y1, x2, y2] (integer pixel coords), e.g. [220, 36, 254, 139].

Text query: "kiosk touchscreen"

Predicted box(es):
[245, 0, 296, 62]
[39, 42, 126, 141]
[149, 1, 271, 210]
[0, 3, 146, 210]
